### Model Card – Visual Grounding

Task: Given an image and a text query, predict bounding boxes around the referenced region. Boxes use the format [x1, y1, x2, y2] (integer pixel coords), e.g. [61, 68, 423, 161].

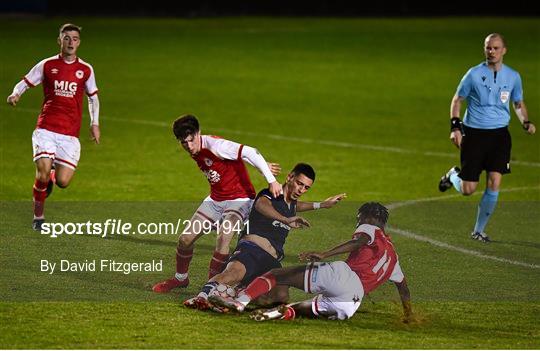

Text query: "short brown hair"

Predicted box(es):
[59, 23, 82, 36]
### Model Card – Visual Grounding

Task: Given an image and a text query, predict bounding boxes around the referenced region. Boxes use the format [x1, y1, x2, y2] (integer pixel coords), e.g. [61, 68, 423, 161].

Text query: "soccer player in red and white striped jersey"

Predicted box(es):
[6, 23, 100, 231]
[152, 115, 282, 292]
[211, 202, 413, 322]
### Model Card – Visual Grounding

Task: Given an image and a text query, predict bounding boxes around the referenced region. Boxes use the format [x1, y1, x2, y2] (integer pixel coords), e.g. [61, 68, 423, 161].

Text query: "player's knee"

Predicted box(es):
[273, 289, 289, 303]
[178, 234, 196, 248]
[462, 189, 474, 196]
[218, 268, 242, 284]
[461, 184, 476, 196]
[36, 172, 50, 183]
[215, 234, 233, 251]
[55, 179, 70, 188]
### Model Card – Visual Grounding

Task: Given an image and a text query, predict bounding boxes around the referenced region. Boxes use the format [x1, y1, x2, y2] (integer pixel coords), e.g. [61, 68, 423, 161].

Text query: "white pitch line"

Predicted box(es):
[387, 186, 540, 269]
[387, 185, 540, 210]
[387, 226, 540, 269]
[3, 106, 539, 167]
[5, 107, 539, 268]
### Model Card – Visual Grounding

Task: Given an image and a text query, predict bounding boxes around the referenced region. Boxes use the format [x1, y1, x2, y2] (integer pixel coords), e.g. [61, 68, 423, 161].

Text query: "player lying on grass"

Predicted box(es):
[184, 163, 346, 310]
[211, 202, 413, 322]
[153, 115, 281, 292]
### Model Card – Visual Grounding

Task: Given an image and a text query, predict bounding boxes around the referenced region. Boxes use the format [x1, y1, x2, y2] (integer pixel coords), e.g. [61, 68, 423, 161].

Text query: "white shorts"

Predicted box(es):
[32, 128, 81, 170]
[304, 261, 364, 320]
[195, 195, 254, 223]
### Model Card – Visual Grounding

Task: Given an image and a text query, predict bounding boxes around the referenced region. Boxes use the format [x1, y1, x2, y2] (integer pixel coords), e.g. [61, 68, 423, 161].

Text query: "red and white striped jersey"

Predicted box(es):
[192, 135, 256, 201]
[345, 224, 404, 294]
[24, 55, 98, 137]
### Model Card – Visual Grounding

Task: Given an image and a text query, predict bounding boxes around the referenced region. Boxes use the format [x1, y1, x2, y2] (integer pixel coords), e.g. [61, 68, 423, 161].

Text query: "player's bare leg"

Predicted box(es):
[252, 285, 289, 306]
[472, 172, 501, 243]
[438, 166, 478, 195]
[209, 213, 243, 278]
[460, 180, 478, 196]
[250, 300, 314, 321]
[32, 158, 53, 230]
[211, 265, 305, 312]
[185, 260, 247, 310]
[152, 213, 207, 293]
[211, 260, 247, 286]
[53, 163, 75, 188]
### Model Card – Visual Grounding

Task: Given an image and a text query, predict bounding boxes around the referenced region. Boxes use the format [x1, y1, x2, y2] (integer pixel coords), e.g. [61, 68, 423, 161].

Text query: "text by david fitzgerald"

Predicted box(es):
[41, 259, 162, 275]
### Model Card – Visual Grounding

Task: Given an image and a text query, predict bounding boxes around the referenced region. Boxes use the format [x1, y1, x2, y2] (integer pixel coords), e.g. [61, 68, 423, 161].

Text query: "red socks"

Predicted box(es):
[175, 247, 193, 276]
[33, 179, 48, 218]
[243, 272, 277, 300]
[209, 251, 229, 279]
[282, 306, 296, 320]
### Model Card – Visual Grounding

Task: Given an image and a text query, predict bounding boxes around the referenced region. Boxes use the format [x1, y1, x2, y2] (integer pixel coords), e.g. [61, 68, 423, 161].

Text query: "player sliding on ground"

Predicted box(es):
[184, 163, 346, 310]
[211, 202, 413, 322]
[153, 115, 281, 292]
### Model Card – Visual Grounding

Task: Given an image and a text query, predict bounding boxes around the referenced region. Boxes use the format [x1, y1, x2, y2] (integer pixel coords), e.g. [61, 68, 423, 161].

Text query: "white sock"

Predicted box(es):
[175, 272, 188, 281]
[236, 293, 251, 306]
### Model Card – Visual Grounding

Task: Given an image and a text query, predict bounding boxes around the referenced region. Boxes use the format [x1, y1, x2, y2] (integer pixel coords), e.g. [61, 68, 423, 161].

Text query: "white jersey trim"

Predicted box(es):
[79, 58, 99, 96]
[23, 55, 59, 87]
[353, 223, 380, 245]
[388, 260, 405, 283]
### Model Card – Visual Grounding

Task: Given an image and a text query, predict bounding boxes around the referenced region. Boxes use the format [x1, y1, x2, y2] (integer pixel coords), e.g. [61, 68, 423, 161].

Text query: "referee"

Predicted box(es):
[439, 33, 536, 242]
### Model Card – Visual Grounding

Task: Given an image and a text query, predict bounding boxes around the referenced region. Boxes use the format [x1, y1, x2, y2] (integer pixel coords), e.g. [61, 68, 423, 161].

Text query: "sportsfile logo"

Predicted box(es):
[54, 80, 77, 97]
[40, 218, 247, 238]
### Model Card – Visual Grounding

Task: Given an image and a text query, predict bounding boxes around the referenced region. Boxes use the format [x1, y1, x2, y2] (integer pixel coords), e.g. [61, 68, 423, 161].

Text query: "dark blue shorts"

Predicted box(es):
[229, 240, 282, 286]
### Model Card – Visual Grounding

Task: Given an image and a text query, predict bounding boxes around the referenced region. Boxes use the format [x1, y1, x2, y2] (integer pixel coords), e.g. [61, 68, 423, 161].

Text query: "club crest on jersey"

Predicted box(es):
[75, 70, 84, 79]
[204, 158, 213, 167]
[500, 91, 510, 103]
[51, 68, 59, 74]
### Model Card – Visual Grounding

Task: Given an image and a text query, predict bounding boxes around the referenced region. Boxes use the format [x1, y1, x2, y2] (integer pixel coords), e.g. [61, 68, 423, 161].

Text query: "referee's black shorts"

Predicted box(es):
[459, 126, 512, 182]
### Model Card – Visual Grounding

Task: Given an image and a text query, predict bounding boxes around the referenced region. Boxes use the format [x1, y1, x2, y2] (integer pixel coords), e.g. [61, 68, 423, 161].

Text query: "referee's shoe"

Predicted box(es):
[471, 231, 491, 243]
[438, 166, 460, 192]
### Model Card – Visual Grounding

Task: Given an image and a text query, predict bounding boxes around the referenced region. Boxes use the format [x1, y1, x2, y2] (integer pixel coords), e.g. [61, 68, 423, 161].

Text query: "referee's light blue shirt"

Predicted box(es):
[456, 62, 523, 129]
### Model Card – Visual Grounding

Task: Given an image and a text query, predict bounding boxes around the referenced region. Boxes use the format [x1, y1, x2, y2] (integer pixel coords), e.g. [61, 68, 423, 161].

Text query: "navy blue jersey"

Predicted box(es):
[243, 188, 297, 260]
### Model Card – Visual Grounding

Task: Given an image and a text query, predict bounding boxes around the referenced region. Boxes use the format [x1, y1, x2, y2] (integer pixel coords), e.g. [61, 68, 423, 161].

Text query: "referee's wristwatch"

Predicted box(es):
[523, 121, 531, 131]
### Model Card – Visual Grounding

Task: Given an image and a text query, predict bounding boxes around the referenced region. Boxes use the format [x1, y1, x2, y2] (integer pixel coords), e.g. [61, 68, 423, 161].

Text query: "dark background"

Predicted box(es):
[2, 0, 540, 16]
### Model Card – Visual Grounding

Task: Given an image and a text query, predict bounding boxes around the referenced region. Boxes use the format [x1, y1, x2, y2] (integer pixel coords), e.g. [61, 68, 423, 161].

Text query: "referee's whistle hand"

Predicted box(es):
[450, 130, 462, 149]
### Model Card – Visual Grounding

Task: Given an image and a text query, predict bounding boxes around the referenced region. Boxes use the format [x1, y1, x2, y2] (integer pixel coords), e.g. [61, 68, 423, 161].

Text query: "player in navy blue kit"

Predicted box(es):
[184, 163, 346, 310]
[439, 33, 535, 242]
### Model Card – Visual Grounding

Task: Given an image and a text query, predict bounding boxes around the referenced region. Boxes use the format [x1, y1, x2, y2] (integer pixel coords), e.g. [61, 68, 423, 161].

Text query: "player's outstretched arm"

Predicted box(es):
[297, 193, 346, 212]
[241, 146, 282, 197]
[255, 196, 309, 228]
[394, 279, 413, 323]
[6, 94, 20, 106]
[514, 101, 536, 135]
[299, 234, 369, 261]
[7, 80, 31, 107]
[267, 162, 281, 176]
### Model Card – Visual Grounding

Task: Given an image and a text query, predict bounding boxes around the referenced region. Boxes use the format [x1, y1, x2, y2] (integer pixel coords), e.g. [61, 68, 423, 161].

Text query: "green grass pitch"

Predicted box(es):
[1, 17, 539, 349]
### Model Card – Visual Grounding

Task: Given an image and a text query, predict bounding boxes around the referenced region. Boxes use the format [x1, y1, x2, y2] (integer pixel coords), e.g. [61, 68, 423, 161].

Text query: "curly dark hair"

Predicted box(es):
[357, 202, 389, 227]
